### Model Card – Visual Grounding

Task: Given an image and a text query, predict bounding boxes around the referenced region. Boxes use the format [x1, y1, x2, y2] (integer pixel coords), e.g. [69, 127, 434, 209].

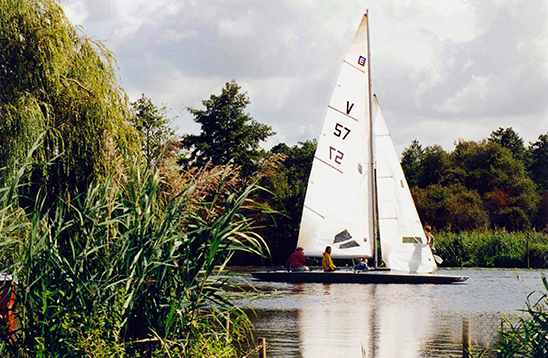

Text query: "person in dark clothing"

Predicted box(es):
[355, 258, 370, 271]
[286, 247, 309, 271]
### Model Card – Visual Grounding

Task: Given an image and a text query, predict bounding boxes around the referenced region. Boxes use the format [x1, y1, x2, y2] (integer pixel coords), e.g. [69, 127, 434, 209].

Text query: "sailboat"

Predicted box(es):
[252, 12, 467, 284]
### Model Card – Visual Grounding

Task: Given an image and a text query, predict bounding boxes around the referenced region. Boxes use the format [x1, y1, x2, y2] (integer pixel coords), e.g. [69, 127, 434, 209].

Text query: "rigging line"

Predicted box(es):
[343, 60, 366, 74]
[303, 205, 325, 219]
[314, 156, 344, 174]
[358, 167, 371, 185]
[327, 106, 359, 122]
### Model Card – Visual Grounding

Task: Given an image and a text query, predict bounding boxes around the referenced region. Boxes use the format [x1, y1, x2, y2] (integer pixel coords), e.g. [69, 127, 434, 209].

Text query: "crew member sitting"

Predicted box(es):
[286, 247, 309, 271]
[355, 258, 370, 271]
[322, 246, 337, 272]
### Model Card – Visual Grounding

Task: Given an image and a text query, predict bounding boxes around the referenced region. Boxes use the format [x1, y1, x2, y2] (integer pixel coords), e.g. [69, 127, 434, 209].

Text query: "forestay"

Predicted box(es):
[297, 15, 374, 259]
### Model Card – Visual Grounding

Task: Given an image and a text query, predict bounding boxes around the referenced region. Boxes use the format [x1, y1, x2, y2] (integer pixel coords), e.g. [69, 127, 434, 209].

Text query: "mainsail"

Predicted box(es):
[297, 14, 374, 259]
[373, 96, 438, 273]
[297, 13, 437, 273]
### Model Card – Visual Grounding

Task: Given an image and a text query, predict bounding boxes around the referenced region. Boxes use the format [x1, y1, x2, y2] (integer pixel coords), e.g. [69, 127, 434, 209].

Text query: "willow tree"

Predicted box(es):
[0, 0, 140, 203]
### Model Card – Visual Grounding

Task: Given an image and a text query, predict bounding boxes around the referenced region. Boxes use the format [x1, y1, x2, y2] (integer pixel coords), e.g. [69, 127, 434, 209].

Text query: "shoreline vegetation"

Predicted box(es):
[1, 1, 547, 356]
[0, 161, 270, 357]
[437, 230, 548, 269]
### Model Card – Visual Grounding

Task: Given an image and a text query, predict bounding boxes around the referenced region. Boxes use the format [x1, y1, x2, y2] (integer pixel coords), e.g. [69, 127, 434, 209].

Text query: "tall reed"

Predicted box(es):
[436, 230, 548, 268]
[475, 274, 548, 357]
[0, 162, 268, 357]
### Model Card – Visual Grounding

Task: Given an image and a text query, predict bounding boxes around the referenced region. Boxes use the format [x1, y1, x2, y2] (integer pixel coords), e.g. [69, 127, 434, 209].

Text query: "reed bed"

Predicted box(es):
[436, 230, 548, 268]
[0, 161, 268, 357]
[494, 276, 548, 357]
[470, 274, 548, 358]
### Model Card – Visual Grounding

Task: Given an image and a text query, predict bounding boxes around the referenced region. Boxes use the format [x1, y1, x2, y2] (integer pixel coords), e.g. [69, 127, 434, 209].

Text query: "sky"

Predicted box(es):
[63, 0, 548, 155]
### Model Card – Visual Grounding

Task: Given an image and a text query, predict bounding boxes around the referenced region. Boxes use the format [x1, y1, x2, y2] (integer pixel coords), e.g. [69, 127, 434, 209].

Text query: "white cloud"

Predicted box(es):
[63, 0, 89, 25]
[218, 11, 256, 39]
[159, 29, 199, 43]
[434, 75, 491, 113]
[61, 0, 547, 155]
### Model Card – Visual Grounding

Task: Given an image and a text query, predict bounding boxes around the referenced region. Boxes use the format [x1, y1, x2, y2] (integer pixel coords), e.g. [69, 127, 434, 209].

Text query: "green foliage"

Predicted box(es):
[266, 140, 317, 208]
[434, 231, 471, 267]
[401, 141, 450, 188]
[413, 184, 489, 232]
[419, 145, 450, 187]
[528, 134, 548, 193]
[454, 140, 540, 231]
[0, 159, 267, 357]
[528, 241, 548, 268]
[404, 136, 541, 232]
[436, 230, 548, 268]
[257, 140, 317, 264]
[489, 127, 527, 163]
[400, 139, 424, 188]
[451, 140, 517, 195]
[130, 94, 175, 170]
[489, 274, 548, 357]
[181, 80, 275, 176]
[0, 0, 140, 204]
[534, 194, 548, 231]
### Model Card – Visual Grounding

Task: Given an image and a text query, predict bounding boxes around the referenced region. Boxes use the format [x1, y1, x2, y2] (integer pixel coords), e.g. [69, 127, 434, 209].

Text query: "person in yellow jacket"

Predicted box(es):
[322, 246, 337, 271]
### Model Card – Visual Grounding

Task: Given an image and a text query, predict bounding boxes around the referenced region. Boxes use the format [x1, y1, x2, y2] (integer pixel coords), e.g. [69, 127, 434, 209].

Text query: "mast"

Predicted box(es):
[365, 10, 379, 268]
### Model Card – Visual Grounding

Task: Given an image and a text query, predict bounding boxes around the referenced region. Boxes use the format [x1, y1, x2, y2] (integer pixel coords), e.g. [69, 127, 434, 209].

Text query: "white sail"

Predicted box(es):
[373, 95, 437, 273]
[297, 14, 374, 259]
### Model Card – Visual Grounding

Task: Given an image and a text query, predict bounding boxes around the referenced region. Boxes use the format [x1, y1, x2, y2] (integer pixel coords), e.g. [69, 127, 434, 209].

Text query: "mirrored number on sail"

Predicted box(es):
[334, 123, 351, 140]
[329, 146, 344, 164]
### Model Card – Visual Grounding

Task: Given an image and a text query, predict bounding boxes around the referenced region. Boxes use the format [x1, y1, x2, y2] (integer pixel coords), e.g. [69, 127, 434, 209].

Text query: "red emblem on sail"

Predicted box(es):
[358, 56, 366, 66]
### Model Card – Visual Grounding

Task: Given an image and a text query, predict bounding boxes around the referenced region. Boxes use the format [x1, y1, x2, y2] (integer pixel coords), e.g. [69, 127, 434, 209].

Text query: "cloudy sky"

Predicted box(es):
[63, 0, 547, 154]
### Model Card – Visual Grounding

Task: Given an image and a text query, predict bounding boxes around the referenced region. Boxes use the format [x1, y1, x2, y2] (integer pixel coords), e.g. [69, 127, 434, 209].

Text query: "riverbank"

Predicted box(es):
[436, 230, 548, 268]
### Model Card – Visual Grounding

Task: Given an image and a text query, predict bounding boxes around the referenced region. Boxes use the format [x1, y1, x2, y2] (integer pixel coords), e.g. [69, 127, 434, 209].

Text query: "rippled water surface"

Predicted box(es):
[234, 268, 547, 358]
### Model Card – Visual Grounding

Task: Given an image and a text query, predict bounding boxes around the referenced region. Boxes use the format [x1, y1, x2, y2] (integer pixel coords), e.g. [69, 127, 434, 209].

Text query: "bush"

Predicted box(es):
[528, 243, 548, 268]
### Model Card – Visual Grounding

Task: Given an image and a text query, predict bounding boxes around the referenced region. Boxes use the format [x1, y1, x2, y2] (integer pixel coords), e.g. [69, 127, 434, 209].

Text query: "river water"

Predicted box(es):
[234, 268, 547, 358]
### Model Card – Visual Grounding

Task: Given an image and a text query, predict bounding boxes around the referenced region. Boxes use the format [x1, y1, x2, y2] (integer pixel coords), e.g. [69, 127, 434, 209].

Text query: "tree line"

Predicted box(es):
[401, 129, 548, 232]
[124, 85, 548, 264]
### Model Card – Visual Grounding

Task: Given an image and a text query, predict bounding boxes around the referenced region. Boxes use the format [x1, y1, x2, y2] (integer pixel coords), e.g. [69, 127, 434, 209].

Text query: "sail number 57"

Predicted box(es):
[329, 146, 344, 165]
[334, 123, 350, 140]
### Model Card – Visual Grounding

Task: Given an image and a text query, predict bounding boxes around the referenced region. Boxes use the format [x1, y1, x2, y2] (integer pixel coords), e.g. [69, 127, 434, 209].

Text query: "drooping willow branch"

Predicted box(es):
[62, 76, 94, 97]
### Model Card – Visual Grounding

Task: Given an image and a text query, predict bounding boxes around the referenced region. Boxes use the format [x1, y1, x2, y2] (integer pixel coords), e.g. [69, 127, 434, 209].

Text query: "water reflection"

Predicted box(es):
[243, 269, 546, 358]
[299, 284, 372, 357]
[296, 284, 438, 358]
[250, 309, 303, 357]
